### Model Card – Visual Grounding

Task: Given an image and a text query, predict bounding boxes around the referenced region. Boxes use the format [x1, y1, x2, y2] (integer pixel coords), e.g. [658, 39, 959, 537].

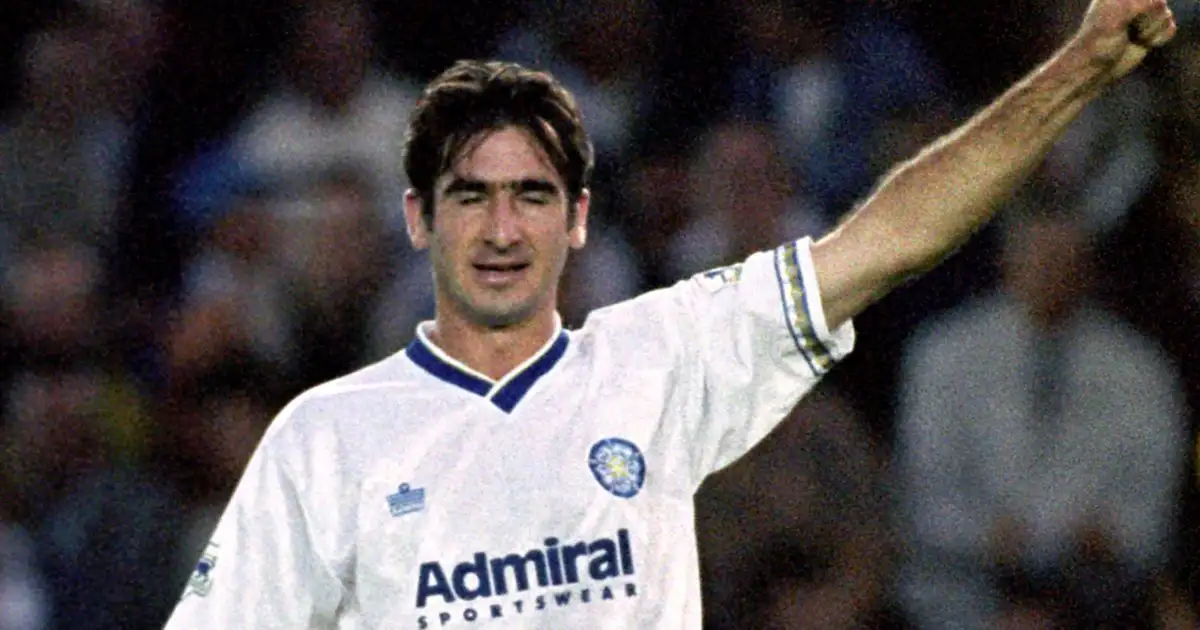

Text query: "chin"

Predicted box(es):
[471, 302, 541, 330]
[445, 279, 551, 330]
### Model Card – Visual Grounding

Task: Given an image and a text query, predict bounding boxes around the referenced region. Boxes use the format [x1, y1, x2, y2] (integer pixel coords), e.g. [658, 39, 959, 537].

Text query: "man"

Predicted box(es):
[163, 0, 1178, 627]
[895, 200, 1185, 629]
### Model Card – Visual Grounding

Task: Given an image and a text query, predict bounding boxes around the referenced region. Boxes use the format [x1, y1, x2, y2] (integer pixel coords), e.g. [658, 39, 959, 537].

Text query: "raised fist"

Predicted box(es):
[1077, 0, 1177, 81]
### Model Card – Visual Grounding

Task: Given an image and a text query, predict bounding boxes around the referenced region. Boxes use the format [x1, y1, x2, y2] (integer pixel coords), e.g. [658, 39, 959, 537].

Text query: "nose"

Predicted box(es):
[484, 195, 521, 250]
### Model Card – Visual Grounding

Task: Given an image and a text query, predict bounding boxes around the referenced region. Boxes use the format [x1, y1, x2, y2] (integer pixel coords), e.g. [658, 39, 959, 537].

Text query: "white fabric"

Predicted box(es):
[163, 237, 854, 629]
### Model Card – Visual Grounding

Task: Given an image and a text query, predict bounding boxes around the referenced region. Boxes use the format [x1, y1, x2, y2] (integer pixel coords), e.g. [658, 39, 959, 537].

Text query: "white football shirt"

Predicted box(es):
[163, 236, 855, 629]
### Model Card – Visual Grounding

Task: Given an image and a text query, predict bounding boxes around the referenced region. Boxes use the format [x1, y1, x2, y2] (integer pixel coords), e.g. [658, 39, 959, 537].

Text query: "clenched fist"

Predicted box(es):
[1076, 0, 1177, 81]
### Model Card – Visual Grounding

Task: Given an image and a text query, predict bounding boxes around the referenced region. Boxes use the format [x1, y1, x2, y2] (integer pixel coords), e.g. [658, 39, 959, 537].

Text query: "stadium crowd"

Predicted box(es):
[2, 0, 1200, 627]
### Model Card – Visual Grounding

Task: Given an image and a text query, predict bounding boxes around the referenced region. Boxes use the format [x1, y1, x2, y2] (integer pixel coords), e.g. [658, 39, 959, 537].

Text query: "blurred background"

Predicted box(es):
[2, 0, 1200, 627]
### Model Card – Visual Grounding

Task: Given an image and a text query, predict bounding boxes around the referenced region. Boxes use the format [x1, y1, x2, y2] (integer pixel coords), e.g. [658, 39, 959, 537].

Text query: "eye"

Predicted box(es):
[519, 192, 553, 206]
[454, 193, 486, 206]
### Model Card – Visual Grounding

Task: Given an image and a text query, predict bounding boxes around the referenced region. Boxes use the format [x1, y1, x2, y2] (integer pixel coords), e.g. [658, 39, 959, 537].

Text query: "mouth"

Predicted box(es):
[472, 261, 531, 286]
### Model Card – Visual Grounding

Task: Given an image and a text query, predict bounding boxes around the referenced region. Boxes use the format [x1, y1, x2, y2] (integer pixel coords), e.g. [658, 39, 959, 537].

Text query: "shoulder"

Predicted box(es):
[570, 282, 698, 364]
[579, 247, 776, 328]
[567, 247, 790, 355]
[258, 350, 424, 452]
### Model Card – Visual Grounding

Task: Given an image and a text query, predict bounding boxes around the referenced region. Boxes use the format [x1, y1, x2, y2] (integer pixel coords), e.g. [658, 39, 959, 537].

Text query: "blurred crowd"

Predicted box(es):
[3, 0, 1200, 628]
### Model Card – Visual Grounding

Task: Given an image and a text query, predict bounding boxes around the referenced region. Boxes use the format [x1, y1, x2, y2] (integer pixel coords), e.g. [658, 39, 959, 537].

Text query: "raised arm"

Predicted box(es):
[812, 0, 1177, 329]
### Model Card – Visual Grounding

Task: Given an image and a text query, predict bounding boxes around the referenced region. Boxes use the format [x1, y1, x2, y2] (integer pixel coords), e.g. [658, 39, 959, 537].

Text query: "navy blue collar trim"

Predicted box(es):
[405, 330, 570, 413]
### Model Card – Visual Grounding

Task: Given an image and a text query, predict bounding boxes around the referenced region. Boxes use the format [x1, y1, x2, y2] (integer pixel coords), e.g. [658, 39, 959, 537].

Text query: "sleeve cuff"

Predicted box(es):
[774, 237, 856, 375]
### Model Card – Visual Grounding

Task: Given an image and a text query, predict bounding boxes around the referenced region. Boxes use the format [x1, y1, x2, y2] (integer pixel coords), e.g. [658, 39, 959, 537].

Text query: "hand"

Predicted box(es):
[1076, 0, 1177, 82]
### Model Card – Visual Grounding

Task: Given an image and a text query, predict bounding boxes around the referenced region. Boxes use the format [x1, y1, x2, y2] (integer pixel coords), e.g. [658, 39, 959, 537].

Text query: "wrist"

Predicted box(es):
[1064, 18, 1157, 90]
[1047, 35, 1115, 99]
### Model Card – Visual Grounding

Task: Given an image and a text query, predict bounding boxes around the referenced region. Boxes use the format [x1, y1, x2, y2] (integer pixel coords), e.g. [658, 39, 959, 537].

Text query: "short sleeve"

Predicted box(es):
[682, 237, 855, 480]
[162, 432, 344, 629]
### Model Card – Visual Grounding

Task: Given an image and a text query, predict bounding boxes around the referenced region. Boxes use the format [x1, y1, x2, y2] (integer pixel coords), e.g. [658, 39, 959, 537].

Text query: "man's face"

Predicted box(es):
[405, 126, 588, 329]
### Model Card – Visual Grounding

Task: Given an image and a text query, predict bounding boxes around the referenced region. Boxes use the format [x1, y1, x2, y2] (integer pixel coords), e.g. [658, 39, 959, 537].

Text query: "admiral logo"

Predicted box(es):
[415, 529, 638, 627]
[389, 483, 426, 517]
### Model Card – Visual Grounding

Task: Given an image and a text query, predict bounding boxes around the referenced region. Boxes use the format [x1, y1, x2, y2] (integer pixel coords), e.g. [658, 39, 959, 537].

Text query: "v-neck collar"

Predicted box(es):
[405, 320, 570, 413]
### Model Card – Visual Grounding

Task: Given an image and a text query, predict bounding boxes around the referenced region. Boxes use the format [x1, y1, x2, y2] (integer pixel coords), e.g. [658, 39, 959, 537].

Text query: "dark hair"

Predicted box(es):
[403, 60, 594, 221]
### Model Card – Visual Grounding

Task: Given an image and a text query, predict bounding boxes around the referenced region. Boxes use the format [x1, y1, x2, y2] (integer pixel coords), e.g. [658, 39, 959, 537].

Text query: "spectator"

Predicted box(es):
[0, 0, 166, 263]
[895, 189, 1187, 629]
[168, 185, 292, 392]
[181, 0, 421, 233]
[662, 120, 827, 281]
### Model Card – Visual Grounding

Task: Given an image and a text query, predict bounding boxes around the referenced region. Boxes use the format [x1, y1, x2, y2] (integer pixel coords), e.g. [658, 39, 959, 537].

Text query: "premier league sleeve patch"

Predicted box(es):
[694, 262, 744, 293]
[588, 438, 646, 499]
[184, 541, 220, 598]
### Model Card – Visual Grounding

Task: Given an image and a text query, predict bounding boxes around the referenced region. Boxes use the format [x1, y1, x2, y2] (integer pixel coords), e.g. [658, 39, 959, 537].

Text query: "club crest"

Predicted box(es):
[588, 438, 646, 499]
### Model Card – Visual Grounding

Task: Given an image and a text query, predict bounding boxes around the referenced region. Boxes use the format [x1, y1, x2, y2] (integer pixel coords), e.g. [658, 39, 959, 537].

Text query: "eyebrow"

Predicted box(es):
[442, 178, 487, 196]
[441, 177, 562, 196]
[511, 179, 560, 195]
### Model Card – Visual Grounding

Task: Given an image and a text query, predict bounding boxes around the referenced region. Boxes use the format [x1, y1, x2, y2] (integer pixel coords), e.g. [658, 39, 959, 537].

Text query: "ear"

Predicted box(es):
[568, 189, 590, 250]
[403, 189, 430, 250]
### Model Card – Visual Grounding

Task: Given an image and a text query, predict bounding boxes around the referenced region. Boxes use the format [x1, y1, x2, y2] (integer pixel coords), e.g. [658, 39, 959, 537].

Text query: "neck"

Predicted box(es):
[426, 310, 560, 381]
